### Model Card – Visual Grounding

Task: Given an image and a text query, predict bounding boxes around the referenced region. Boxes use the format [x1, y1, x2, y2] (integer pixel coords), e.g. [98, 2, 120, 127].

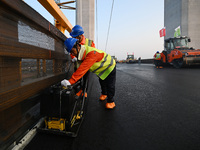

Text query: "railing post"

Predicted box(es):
[37, 59, 41, 78]
[42, 59, 46, 76]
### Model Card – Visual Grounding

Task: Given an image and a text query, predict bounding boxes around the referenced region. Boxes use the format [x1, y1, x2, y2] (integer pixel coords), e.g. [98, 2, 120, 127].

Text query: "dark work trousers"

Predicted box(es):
[154, 60, 162, 67]
[99, 66, 116, 103]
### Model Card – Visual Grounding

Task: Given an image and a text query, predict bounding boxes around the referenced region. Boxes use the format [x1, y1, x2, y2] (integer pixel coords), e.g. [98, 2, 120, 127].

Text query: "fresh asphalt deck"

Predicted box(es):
[24, 64, 200, 150]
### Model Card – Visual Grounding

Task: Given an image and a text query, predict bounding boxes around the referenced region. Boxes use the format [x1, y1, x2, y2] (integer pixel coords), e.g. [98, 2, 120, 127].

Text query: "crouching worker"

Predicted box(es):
[61, 38, 116, 109]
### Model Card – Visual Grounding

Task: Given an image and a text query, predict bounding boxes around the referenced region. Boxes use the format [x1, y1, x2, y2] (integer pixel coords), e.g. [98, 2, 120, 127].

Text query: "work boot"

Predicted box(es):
[159, 66, 163, 69]
[76, 89, 87, 98]
[105, 102, 116, 109]
[99, 94, 107, 101]
[156, 66, 159, 68]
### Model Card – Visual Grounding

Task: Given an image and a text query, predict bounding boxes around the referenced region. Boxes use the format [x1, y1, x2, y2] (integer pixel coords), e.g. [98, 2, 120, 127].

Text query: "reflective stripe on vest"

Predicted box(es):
[85, 38, 92, 46]
[155, 53, 161, 59]
[85, 45, 116, 80]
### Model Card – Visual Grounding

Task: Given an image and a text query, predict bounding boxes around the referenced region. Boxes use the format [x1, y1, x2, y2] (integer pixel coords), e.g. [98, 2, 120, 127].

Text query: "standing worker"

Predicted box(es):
[61, 38, 116, 109]
[138, 57, 141, 64]
[154, 51, 164, 68]
[69, 25, 95, 63]
[70, 25, 95, 48]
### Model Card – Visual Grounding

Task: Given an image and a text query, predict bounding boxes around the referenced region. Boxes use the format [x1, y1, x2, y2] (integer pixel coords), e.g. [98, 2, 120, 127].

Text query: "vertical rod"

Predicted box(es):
[37, 59, 40, 77]
[43, 59, 46, 76]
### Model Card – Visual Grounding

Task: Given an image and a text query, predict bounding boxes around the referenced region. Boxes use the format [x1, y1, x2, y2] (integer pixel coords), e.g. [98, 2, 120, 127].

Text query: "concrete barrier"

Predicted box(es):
[141, 59, 154, 64]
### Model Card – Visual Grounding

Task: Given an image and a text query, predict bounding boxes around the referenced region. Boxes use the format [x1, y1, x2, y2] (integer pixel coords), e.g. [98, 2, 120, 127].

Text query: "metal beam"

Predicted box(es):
[60, 6, 76, 10]
[57, 1, 75, 5]
[38, 0, 73, 33]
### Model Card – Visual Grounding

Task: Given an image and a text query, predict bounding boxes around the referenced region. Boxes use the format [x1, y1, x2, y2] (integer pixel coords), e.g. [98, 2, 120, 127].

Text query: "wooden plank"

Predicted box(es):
[0, 57, 21, 93]
[0, 4, 66, 51]
[0, 73, 67, 111]
[0, 37, 69, 60]
[0, 8, 18, 41]
[1, 0, 67, 41]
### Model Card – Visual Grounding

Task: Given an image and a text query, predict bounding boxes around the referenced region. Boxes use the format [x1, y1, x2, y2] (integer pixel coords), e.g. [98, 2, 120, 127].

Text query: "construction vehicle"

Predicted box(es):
[111, 56, 118, 63]
[126, 53, 136, 63]
[156, 36, 200, 68]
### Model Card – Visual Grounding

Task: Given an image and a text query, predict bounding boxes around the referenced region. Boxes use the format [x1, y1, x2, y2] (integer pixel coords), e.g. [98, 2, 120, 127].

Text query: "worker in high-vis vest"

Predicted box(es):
[69, 25, 95, 63]
[154, 51, 164, 68]
[69, 25, 96, 98]
[61, 38, 116, 109]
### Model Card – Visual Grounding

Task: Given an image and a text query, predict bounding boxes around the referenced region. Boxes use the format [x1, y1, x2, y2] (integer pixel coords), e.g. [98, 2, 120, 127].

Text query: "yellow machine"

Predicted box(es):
[126, 54, 136, 63]
[46, 118, 65, 131]
[45, 110, 83, 131]
[39, 79, 87, 137]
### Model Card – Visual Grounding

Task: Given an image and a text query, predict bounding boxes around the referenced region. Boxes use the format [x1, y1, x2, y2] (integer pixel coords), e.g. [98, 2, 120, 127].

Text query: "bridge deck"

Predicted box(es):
[24, 64, 200, 150]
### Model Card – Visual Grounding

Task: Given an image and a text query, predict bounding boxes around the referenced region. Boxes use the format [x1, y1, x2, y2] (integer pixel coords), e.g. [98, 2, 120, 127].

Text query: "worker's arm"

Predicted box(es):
[69, 51, 104, 84]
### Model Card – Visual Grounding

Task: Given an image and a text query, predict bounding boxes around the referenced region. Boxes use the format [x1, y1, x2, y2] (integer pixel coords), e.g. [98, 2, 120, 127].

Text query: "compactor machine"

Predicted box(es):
[157, 36, 200, 68]
[126, 54, 136, 63]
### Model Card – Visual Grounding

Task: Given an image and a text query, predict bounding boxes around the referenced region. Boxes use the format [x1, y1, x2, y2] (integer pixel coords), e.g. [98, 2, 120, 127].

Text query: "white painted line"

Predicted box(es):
[12, 118, 44, 150]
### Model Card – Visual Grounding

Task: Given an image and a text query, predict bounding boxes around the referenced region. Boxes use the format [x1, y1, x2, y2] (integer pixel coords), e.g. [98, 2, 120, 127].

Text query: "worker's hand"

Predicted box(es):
[72, 57, 77, 63]
[61, 79, 71, 87]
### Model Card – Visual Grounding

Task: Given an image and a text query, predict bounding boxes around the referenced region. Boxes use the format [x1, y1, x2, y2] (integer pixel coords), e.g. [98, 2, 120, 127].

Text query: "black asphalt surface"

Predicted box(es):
[24, 63, 200, 150]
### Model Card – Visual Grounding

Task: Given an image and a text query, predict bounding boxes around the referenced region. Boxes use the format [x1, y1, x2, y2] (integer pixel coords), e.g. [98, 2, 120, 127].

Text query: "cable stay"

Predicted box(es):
[96, 0, 98, 48]
[105, 0, 114, 52]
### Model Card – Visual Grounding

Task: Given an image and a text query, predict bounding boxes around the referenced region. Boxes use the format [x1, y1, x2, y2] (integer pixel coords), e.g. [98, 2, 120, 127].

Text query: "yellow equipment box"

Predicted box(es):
[46, 118, 65, 131]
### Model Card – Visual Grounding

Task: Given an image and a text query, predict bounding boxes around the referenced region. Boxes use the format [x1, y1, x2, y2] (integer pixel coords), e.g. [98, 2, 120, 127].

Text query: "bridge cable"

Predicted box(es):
[96, 0, 98, 48]
[105, 0, 114, 52]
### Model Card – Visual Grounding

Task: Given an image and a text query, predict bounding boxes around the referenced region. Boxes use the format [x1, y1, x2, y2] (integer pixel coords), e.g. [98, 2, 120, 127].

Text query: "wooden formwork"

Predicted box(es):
[0, 0, 71, 149]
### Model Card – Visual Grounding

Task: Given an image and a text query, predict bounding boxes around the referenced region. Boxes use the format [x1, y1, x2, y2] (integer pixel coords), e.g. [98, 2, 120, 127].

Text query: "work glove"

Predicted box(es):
[61, 79, 71, 87]
[72, 57, 77, 63]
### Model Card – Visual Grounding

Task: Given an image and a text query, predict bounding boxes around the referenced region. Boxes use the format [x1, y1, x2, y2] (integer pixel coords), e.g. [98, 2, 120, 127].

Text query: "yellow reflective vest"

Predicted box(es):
[155, 53, 161, 60]
[85, 45, 116, 80]
[85, 38, 93, 47]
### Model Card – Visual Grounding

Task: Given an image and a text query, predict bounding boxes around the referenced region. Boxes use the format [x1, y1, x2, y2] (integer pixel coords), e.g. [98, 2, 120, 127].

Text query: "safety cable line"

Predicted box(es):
[105, 0, 114, 52]
[96, 0, 98, 48]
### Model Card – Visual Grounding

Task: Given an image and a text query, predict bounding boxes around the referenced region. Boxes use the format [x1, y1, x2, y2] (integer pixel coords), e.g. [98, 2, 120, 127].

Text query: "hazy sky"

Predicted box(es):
[24, 0, 164, 60]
